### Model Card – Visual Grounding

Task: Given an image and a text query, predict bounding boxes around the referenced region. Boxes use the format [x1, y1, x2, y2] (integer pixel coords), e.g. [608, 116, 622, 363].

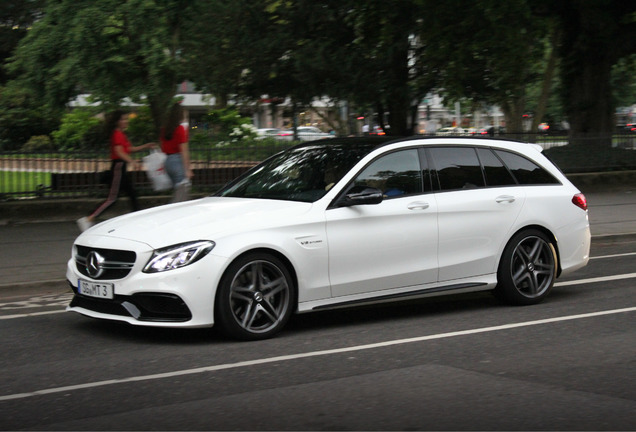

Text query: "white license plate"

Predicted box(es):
[78, 280, 114, 299]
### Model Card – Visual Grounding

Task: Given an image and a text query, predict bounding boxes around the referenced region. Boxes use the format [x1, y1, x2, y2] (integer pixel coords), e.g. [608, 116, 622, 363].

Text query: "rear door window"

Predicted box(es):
[429, 147, 485, 191]
[354, 149, 422, 198]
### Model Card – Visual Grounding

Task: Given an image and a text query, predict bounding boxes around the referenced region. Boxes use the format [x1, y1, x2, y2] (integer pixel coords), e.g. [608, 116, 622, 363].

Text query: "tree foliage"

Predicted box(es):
[0, 83, 58, 150]
[8, 0, 198, 134]
[51, 108, 103, 150]
[535, 0, 636, 143]
[0, 0, 44, 85]
[2, 0, 636, 146]
[612, 54, 636, 109]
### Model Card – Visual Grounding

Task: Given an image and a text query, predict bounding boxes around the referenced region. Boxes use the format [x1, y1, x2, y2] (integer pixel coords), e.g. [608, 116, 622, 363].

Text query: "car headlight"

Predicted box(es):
[143, 241, 215, 273]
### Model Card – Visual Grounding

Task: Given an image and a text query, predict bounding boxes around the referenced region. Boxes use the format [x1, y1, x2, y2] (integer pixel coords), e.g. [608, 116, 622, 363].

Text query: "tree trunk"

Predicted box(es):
[147, 91, 175, 138]
[553, 1, 631, 147]
[561, 52, 614, 146]
[386, 40, 411, 136]
[502, 97, 526, 135]
[531, 29, 559, 134]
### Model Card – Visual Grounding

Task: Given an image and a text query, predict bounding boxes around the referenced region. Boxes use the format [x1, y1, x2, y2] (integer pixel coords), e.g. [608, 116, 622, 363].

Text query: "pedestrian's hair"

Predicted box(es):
[162, 103, 183, 141]
[104, 109, 128, 139]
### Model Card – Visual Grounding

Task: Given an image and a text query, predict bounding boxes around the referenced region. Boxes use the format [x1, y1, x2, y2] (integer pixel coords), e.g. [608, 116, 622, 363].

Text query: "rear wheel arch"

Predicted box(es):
[506, 225, 561, 275]
[495, 226, 559, 305]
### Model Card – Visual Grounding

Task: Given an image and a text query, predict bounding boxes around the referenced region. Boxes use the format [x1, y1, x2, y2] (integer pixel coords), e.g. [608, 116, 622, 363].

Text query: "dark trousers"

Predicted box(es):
[89, 160, 139, 219]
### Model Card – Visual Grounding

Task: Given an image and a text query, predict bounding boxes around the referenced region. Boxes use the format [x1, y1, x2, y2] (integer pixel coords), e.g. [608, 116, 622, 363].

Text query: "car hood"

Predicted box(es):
[79, 197, 313, 248]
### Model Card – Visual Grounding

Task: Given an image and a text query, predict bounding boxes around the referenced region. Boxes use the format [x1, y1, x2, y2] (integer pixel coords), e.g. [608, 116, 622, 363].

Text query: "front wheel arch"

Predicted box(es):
[214, 248, 298, 340]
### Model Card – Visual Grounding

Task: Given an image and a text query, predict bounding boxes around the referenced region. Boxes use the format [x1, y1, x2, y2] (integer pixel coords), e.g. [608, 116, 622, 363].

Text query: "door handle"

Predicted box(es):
[495, 195, 516, 203]
[408, 201, 430, 210]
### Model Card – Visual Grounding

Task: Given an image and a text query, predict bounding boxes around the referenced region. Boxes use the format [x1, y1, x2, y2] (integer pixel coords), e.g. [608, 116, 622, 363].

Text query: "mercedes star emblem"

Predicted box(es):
[86, 251, 105, 278]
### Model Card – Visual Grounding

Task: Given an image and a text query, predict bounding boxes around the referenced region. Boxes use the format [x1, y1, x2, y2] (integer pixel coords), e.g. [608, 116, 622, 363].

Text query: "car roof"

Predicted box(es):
[290, 136, 400, 152]
[292, 135, 531, 150]
[287, 136, 545, 162]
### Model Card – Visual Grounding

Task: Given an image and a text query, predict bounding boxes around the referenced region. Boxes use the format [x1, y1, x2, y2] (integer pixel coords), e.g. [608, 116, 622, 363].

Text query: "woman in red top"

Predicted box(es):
[161, 103, 192, 202]
[77, 110, 155, 231]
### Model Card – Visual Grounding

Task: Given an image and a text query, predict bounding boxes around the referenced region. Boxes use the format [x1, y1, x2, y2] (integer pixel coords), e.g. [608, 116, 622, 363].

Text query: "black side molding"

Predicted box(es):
[312, 282, 488, 311]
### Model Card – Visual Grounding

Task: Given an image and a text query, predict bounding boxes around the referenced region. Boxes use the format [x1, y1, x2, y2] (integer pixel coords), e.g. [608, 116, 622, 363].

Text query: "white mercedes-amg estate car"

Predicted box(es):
[67, 137, 591, 340]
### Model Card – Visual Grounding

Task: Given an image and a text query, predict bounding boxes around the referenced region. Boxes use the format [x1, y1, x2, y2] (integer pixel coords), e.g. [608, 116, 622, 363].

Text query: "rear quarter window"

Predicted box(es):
[476, 148, 516, 186]
[494, 150, 560, 185]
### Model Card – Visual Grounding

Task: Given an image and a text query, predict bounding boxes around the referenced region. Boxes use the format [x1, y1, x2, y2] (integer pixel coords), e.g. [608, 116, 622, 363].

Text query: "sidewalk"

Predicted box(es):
[1, 185, 636, 292]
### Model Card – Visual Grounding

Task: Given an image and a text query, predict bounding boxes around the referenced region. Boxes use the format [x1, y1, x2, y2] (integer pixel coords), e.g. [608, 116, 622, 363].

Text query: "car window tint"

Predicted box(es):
[219, 143, 376, 202]
[476, 148, 517, 186]
[495, 150, 560, 185]
[354, 149, 422, 198]
[430, 147, 485, 191]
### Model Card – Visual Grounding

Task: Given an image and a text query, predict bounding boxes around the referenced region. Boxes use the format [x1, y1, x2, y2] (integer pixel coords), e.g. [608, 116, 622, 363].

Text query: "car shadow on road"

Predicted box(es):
[67, 289, 576, 344]
[66, 317, 220, 345]
[286, 291, 501, 334]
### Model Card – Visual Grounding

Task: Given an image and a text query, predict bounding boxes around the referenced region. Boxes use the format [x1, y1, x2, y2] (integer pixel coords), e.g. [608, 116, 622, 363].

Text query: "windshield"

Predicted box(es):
[217, 142, 380, 202]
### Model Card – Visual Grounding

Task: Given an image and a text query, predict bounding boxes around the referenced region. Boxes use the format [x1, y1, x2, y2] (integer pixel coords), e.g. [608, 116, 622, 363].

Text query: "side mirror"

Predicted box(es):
[337, 186, 384, 207]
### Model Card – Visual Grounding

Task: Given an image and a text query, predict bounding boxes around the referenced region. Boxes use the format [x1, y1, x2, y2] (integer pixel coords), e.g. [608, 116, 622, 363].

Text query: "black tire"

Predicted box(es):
[495, 229, 557, 305]
[215, 252, 295, 340]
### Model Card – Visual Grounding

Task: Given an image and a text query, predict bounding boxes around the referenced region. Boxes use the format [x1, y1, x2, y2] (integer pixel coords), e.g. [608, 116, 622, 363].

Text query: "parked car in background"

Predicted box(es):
[256, 128, 282, 139]
[67, 136, 590, 340]
[436, 127, 466, 135]
[277, 126, 334, 141]
[370, 125, 386, 135]
[475, 126, 506, 136]
[626, 123, 636, 133]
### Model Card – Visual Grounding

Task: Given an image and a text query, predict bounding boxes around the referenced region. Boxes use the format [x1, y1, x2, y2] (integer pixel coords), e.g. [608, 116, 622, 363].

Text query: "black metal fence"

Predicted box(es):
[1, 134, 635, 200]
[0, 143, 289, 200]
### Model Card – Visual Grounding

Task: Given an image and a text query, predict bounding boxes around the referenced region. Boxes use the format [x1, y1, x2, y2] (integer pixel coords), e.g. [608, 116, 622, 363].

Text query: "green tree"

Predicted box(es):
[535, 0, 636, 144]
[417, 0, 550, 133]
[342, 1, 430, 135]
[246, 0, 434, 136]
[0, 83, 58, 150]
[51, 108, 103, 150]
[611, 54, 636, 111]
[0, 0, 44, 85]
[185, 1, 272, 107]
[7, 0, 198, 134]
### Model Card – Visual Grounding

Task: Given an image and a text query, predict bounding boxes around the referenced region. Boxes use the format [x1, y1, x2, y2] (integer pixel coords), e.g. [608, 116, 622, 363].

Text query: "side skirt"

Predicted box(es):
[304, 281, 493, 312]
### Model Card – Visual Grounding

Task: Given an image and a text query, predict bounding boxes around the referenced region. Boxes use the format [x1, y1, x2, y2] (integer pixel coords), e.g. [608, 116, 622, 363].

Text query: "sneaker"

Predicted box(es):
[77, 217, 93, 232]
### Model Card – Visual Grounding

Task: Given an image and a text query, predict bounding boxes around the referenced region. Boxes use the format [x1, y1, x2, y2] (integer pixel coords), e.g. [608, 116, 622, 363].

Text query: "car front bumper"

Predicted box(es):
[66, 251, 227, 328]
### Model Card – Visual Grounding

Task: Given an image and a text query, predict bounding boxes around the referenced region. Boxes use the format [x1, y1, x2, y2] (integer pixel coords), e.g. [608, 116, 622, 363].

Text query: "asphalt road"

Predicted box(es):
[1, 235, 634, 430]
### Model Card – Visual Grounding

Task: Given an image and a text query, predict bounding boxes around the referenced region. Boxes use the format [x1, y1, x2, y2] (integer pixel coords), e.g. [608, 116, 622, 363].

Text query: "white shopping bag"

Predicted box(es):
[143, 150, 172, 191]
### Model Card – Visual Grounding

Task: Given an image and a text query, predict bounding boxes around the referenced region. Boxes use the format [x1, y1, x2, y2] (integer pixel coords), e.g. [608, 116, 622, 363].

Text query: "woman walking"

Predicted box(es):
[161, 102, 193, 202]
[77, 110, 155, 231]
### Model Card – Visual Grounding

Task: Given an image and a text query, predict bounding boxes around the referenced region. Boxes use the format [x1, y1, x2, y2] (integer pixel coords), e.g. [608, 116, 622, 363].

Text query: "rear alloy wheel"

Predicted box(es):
[495, 230, 557, 305]
[216, 253, 294, 340]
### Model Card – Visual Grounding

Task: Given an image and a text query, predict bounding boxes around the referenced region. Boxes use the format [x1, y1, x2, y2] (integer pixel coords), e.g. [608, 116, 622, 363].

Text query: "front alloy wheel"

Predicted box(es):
[496, 230, 557, 305]
[216, 253, 294, 340]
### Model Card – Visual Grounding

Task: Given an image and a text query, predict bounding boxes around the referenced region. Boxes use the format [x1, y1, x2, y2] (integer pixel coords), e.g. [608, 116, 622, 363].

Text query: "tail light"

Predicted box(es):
[572, 193, 587, 211]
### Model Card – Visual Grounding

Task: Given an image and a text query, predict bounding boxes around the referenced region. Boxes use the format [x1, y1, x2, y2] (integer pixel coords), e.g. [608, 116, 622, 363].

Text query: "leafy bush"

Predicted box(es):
[189, 129, 214, 147]
[21, 135, 55, 152]
[51, 108, 104, 150]
[188, 128, 289, 162]
[0, 85, 60, 150]
[206, 107, 254, 138]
